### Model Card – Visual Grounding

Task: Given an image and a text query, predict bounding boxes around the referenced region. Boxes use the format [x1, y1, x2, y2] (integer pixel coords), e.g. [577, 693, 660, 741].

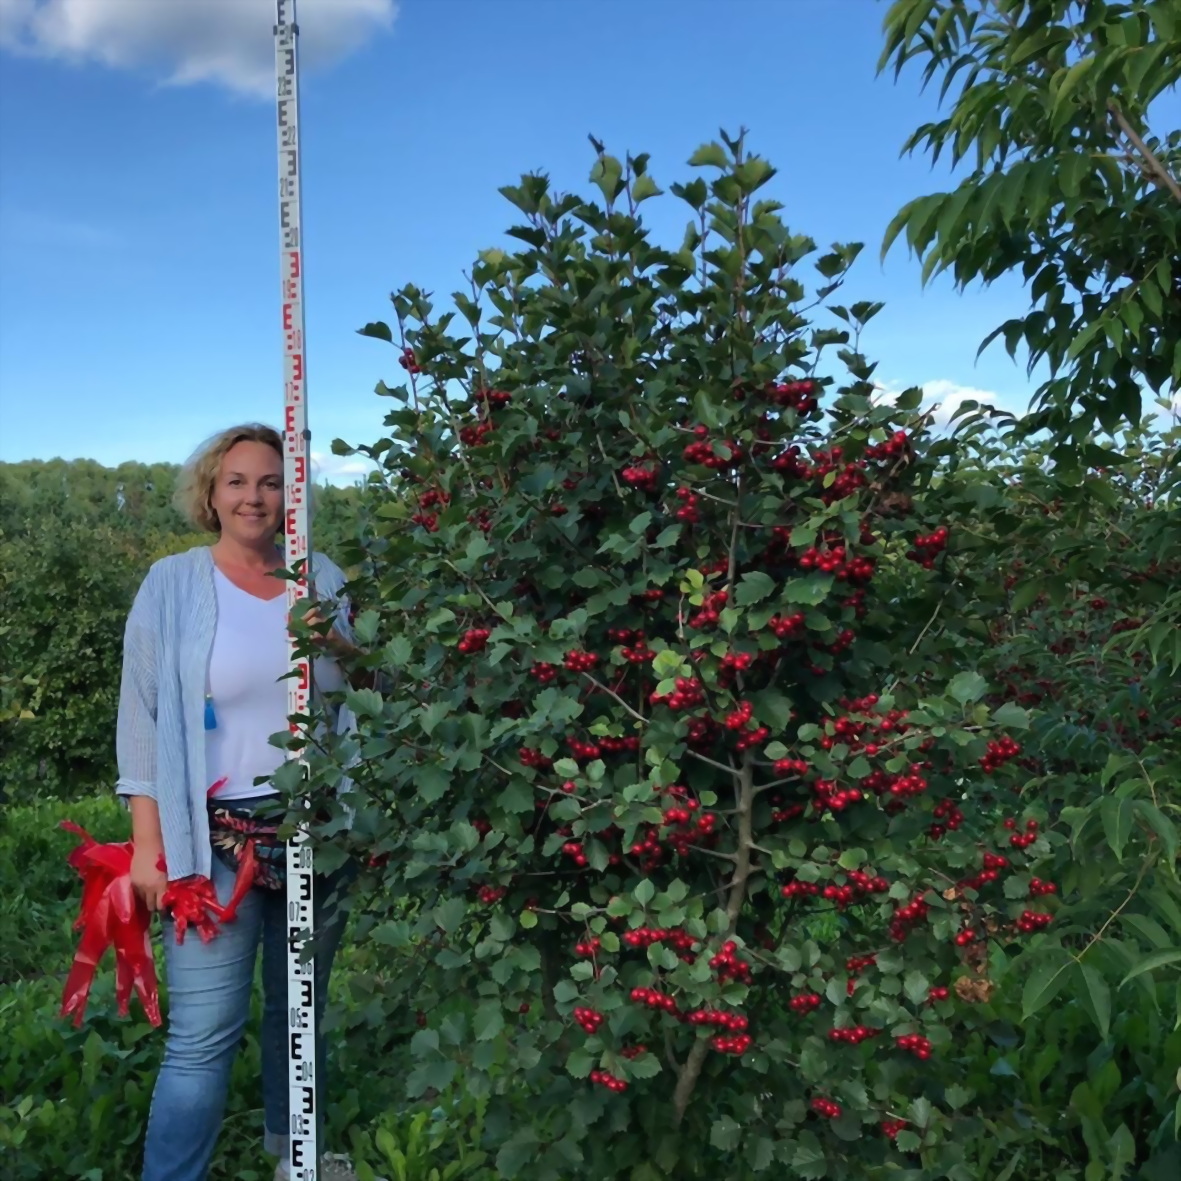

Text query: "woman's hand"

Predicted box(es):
[130, 843, 169, 913]
[304, 606, 356, 659]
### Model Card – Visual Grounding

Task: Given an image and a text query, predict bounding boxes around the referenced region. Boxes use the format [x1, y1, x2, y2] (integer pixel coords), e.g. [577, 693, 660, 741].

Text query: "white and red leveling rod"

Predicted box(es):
[275, 1, 319, 1178]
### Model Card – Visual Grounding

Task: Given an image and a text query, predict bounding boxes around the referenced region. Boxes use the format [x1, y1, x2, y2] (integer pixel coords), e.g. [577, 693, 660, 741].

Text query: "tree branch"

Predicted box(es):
[1108, 103, 1181, 204]
[672, 753, 755, 1124]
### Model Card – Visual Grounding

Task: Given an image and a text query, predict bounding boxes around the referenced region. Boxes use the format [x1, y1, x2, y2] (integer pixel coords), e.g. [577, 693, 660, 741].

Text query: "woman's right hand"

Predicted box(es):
[130, 844, 169, 913]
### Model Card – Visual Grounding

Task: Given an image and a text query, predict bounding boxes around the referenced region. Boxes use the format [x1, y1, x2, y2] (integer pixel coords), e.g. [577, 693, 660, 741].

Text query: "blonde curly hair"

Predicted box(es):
[174, 423, 284, 533]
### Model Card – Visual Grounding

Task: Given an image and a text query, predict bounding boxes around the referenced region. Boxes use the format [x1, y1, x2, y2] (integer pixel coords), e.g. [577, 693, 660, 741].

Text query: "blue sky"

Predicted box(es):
[0, 0, 1044, 483]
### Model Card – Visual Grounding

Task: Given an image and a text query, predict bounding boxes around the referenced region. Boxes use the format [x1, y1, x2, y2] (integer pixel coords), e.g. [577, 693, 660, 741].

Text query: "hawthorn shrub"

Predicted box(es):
[311, 137, 1172, 1179]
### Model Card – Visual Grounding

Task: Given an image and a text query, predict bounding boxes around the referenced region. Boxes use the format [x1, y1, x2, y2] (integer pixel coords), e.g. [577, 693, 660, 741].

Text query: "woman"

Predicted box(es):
[118, 424, 360, 1181]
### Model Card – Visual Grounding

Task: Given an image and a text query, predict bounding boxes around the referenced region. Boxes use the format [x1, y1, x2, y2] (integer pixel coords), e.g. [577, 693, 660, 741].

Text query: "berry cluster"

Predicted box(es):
[622, 926, 697, 958]
[621, 463, 660, 492]
[719, 650, 755, 675]
[673, 486, 701, 523]
[458, 420, 495, 447]
[981, 735, 1021, 771]
[708, 941, 752, 984]
[811, 1097, 843, 1119]
[563, 649, 599, 673]
[724, 701, 754, 730]
[686, 1007, 749, 1032]
[864, 429, 909, 461]
[1028, 877, 1058, 897]
[735, 724, 770, 754]
[764, 378, 819, 413]
[789, 992, 823, 1014]
[476, 884, 505, 904]
[476, 387, 511, 409]
[518, 747, 553, 769]
[398, 347, 421, 374]
[1016, 909, 1053, 933]
[811, 779, 864, 812]
[710, 1031, 753, 1055]
[959, 851, 1009, 892]
[772, 757, 810, 778]
[1005, 817, 1040, 848]
[574, 937, 601, 958]
[895, 1033, 932, 1060]
[589, 1069, 628, 1092]
[828, 1025, 879, 1045]
[822, 871, 889, 909]
[566, 737, 603, 762]
[629, 987, 679, 1015]
[629, 805, 717, 866]
[619, 1044, 648, 1060]
[907, 526, 949, 568]
[598, 734, 640, 754]
[782, 880, 821, 900]
[560, 841, 589, 868]
[768, 611, 807, 639]
[458, 628, 490, 654]
[889, 896, 930, 942]
[529, 661, 558, 684]
[650, 677, 705, 711]
[573, 1006, 604, 1034]
[688, 589, 729, 629]
[929, 798, 965, 839]
[880, 1118, 908, 1140]
[927, 985, 950, 1003]
[683, 427, 743, 470]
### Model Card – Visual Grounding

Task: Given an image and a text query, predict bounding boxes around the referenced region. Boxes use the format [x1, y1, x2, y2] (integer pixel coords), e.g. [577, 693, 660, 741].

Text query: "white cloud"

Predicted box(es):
[310, 449, 376, 487]
[873, 378, 1022, 427]
[0, 0, 397, 96]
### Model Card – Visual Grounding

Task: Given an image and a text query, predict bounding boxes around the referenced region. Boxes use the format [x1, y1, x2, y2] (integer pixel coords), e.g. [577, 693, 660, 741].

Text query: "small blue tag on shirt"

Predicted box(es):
[204, 694, 217, 731]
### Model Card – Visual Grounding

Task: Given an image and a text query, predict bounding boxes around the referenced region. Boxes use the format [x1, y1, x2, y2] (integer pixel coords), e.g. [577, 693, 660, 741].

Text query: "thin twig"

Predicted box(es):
[579, 673, 649, 725]
[685, 749, 741, 777]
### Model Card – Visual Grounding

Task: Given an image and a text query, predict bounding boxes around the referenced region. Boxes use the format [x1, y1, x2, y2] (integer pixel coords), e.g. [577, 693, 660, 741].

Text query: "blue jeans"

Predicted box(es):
[141, 807, 353, 1181]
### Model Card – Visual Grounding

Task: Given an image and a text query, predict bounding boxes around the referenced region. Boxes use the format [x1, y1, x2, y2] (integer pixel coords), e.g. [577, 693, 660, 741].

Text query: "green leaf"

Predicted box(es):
[434, 898, 466, 934]
[1022, 950, 1075, 1020]
[944, 1084, 973, 1110]
[1100, 796, 1134, 862]
[790, 1136, 828, 1180]
[710, 1115, 741, 1151]
[566, 1048, 593, 1078]
[1134, 800, 1178, 865]
[473, 1000, 504, 1041]
[634, 878, 655, 906]
[992, 702, 1030, 729]
[590, 154, 625, 204]
[1120, 949, 1181, 987]
[948, 671, 987, 705]
[358, 321, 393, 342]
[689, 142, 729, 169]
[417, 765, 450, 804]
[751, 690, 793, 731]
[631, 174, 662, 204]
[1076, 962, 1111, 1040]
[736, 571, 776, 606]
[781, 575, 833, 605]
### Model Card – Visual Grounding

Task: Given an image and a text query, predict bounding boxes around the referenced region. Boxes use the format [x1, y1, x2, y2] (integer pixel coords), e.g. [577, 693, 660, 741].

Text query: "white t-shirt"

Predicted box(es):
[205, 570, 288, 800]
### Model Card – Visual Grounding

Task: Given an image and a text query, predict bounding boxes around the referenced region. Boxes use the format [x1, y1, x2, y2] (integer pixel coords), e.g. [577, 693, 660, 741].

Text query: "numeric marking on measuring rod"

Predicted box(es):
[275, 1, 318, 1178]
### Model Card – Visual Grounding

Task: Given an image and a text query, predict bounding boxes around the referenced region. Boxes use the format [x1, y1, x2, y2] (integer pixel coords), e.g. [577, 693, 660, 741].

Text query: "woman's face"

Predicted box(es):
[210, 440, 283, 547]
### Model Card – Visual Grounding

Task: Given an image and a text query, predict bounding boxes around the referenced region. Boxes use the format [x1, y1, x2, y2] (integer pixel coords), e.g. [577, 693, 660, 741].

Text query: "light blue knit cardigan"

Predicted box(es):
[115, 544, 355, 881]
